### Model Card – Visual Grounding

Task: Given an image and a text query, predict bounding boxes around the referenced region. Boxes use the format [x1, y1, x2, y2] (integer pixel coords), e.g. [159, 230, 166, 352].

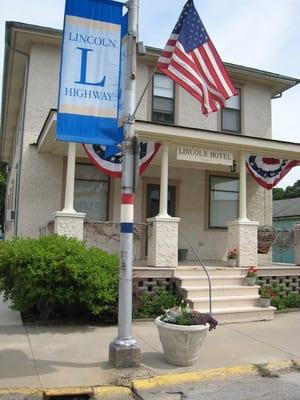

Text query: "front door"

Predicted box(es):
[146, 184, 176, 218]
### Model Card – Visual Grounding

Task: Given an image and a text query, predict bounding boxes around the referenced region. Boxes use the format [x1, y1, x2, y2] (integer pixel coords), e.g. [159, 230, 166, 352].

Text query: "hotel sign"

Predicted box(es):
[177, 146, 233, 166]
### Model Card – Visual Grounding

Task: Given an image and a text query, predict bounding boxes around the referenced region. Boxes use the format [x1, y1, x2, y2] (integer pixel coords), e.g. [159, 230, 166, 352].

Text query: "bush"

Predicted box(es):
[134, 284, 181, 318]
[272, 292, 300, 310]
[0, 235, 119, 320]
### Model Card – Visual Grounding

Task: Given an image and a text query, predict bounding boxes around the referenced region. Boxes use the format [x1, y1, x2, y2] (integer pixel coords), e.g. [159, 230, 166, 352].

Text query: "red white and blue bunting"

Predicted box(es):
[246, 156, 300, 189]
[83, 142, 160, 178]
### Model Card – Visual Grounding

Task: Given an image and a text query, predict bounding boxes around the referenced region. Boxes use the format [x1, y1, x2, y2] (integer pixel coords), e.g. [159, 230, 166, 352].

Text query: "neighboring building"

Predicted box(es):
[1, 21, 300, 322]
[273, 198, 300, 263]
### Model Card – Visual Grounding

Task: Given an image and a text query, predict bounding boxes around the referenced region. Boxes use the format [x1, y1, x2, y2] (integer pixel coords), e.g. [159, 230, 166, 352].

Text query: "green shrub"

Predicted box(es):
[0, 235, 119, 319]
[134, 285, 181, 318]
[271, 290, 300, 310]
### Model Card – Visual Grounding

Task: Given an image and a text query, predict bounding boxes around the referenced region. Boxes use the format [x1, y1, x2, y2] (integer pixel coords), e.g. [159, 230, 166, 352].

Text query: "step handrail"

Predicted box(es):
[180, 232, 212, 316]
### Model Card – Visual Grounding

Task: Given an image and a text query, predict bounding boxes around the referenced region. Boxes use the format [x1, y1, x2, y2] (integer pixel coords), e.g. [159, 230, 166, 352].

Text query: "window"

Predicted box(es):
[221, 88, 241, 133]
[74, 164, 109, 221]
[209, 176, 239, 229]
[152, 73, 174, 124]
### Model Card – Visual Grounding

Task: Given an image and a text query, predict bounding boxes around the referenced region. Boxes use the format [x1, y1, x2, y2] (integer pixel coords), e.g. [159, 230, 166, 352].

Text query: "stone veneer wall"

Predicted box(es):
[83, 221, 147, 260]
[40, 220, 147, 261]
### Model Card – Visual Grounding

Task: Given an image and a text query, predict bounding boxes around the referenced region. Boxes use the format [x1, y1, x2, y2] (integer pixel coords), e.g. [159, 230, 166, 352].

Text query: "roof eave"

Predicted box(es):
[0, 22, 13, 162]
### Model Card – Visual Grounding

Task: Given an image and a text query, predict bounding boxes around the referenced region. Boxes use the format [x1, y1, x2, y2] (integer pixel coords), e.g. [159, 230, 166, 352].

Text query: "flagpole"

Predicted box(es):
[109, 0, 141, 368]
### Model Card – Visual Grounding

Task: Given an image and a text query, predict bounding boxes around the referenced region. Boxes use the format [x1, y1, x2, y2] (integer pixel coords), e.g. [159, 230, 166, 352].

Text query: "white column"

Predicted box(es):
[63, 142, 76, 213]
[53, 141, 85, 240]
[157, 144, 170, 218]
[239, 151, 249, 222]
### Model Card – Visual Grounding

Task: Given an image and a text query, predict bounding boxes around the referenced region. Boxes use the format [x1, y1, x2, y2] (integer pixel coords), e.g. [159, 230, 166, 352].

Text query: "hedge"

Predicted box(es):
[0, 235, 119, 320]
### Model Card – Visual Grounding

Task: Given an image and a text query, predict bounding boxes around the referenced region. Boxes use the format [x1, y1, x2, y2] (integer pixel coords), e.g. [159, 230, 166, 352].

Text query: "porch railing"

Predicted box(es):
[180, 232, 212, 316]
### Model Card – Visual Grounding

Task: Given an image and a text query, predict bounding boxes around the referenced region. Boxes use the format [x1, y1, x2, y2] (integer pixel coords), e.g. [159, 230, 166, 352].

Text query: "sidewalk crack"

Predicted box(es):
[25, 325, 43, 388]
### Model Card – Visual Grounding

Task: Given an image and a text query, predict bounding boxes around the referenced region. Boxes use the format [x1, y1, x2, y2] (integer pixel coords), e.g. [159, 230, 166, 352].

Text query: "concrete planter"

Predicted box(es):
[227, 259, 237, 268]
[260, 297, 271, 308]
[154, 317, 209, 366]
[246, 276, 256, 286]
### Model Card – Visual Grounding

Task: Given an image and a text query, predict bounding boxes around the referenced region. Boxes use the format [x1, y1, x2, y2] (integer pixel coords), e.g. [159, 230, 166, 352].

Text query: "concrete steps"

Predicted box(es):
[209, 306, 276, 324]
[179, 285, 259, 297]
[174, 267, 275, 324]
[176, 266, 246, 277]
[175, 275, 245, 286]
[190, 295, 260, 310]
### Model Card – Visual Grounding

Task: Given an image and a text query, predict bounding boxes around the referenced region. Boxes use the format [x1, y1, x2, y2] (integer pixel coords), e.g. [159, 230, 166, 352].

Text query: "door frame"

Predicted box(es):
[141, 177, 181, 222]
[141, 177, 181, 260]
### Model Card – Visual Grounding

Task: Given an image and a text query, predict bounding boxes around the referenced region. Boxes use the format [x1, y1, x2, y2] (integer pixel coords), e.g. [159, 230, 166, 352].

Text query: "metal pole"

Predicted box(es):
[109, 0, 141, 368]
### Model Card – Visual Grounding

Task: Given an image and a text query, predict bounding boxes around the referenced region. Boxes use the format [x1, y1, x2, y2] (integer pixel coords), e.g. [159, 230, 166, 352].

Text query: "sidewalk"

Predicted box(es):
[0, 306, 299, 389]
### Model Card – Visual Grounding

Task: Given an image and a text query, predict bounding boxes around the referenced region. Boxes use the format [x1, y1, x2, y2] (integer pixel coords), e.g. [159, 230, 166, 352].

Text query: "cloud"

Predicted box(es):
[209, 0, 297, 69]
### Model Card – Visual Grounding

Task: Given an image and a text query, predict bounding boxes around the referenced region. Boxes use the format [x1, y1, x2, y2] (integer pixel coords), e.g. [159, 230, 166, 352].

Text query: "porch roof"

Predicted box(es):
[36, 109, 300, 161]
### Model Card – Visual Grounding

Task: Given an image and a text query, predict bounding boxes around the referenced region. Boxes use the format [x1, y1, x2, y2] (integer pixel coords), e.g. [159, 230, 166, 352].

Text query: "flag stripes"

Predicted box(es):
[157, 0, 237, 115]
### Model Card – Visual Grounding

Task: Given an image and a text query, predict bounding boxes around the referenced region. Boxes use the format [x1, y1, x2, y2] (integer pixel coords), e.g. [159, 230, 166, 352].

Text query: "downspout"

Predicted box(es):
[8, 47, 30, 236]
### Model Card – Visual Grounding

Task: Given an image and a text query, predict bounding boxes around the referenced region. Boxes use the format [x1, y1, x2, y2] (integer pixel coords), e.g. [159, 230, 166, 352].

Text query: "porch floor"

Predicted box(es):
[134, 260, 299, 269]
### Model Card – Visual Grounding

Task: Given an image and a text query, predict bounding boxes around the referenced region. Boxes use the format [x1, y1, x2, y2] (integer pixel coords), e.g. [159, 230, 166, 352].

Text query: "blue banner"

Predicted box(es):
[57, 0, 124, 145]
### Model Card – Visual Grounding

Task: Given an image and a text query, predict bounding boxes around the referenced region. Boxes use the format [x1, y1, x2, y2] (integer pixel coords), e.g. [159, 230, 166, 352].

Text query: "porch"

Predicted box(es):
[37, 111, 300, 269]
[37, 110, 300, 323]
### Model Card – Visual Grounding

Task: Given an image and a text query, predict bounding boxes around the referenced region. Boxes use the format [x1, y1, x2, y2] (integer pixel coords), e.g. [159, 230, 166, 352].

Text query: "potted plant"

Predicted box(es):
[259, 285, 276, 307]
[227, 248, 238, 267]
[245, 266, 257, 286]
[154, 302, 218, 366]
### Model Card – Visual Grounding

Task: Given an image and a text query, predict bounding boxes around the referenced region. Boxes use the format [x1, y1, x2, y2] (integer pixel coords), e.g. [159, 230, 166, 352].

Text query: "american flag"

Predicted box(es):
[158, 0, 237, 115]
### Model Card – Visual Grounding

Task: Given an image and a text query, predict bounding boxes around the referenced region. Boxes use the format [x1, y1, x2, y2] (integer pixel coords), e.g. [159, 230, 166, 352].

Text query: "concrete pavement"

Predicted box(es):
[0, 308, 300, 390]
[0, 294, 22, 326]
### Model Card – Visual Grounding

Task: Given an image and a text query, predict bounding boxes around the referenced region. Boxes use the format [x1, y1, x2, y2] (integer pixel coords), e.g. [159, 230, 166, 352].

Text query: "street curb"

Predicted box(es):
[0, 359, 298, 397]
[0, 385, 133, 398]
[265, 359, 299, 371]
[0, 388, 42, 396]
[132, 365, 257, 390]
[131, 359, 300, 390]
[93, 386, 132, 396]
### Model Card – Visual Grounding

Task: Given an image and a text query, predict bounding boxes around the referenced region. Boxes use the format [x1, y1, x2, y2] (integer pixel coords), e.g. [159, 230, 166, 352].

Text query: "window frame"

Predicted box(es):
[208, 175, 239, 230]
[74, 162, 110, 222]
[221, 88, 241, 134]
[151, 73, 175, 124]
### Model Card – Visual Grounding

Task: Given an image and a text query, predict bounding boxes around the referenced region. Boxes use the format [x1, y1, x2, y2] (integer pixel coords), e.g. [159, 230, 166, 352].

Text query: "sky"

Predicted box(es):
[1, 0, 300, 188]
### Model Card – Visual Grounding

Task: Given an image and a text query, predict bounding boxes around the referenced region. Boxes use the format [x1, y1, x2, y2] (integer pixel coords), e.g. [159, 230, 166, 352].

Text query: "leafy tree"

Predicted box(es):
[273, 188, 285, 200]
[273, 180, 300, 200]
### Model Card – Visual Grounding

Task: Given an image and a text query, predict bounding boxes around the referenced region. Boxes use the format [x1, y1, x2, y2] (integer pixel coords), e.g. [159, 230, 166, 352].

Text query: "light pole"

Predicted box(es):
[109, 0, 141, 368]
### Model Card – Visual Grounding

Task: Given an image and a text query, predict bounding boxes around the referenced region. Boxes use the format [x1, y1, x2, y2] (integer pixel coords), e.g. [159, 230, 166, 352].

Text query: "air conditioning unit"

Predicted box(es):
[6, 209, 15, 222]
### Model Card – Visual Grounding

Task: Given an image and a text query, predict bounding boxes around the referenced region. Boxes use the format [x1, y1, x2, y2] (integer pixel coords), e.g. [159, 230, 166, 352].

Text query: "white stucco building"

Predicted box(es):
[1, 22, 300, 322]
